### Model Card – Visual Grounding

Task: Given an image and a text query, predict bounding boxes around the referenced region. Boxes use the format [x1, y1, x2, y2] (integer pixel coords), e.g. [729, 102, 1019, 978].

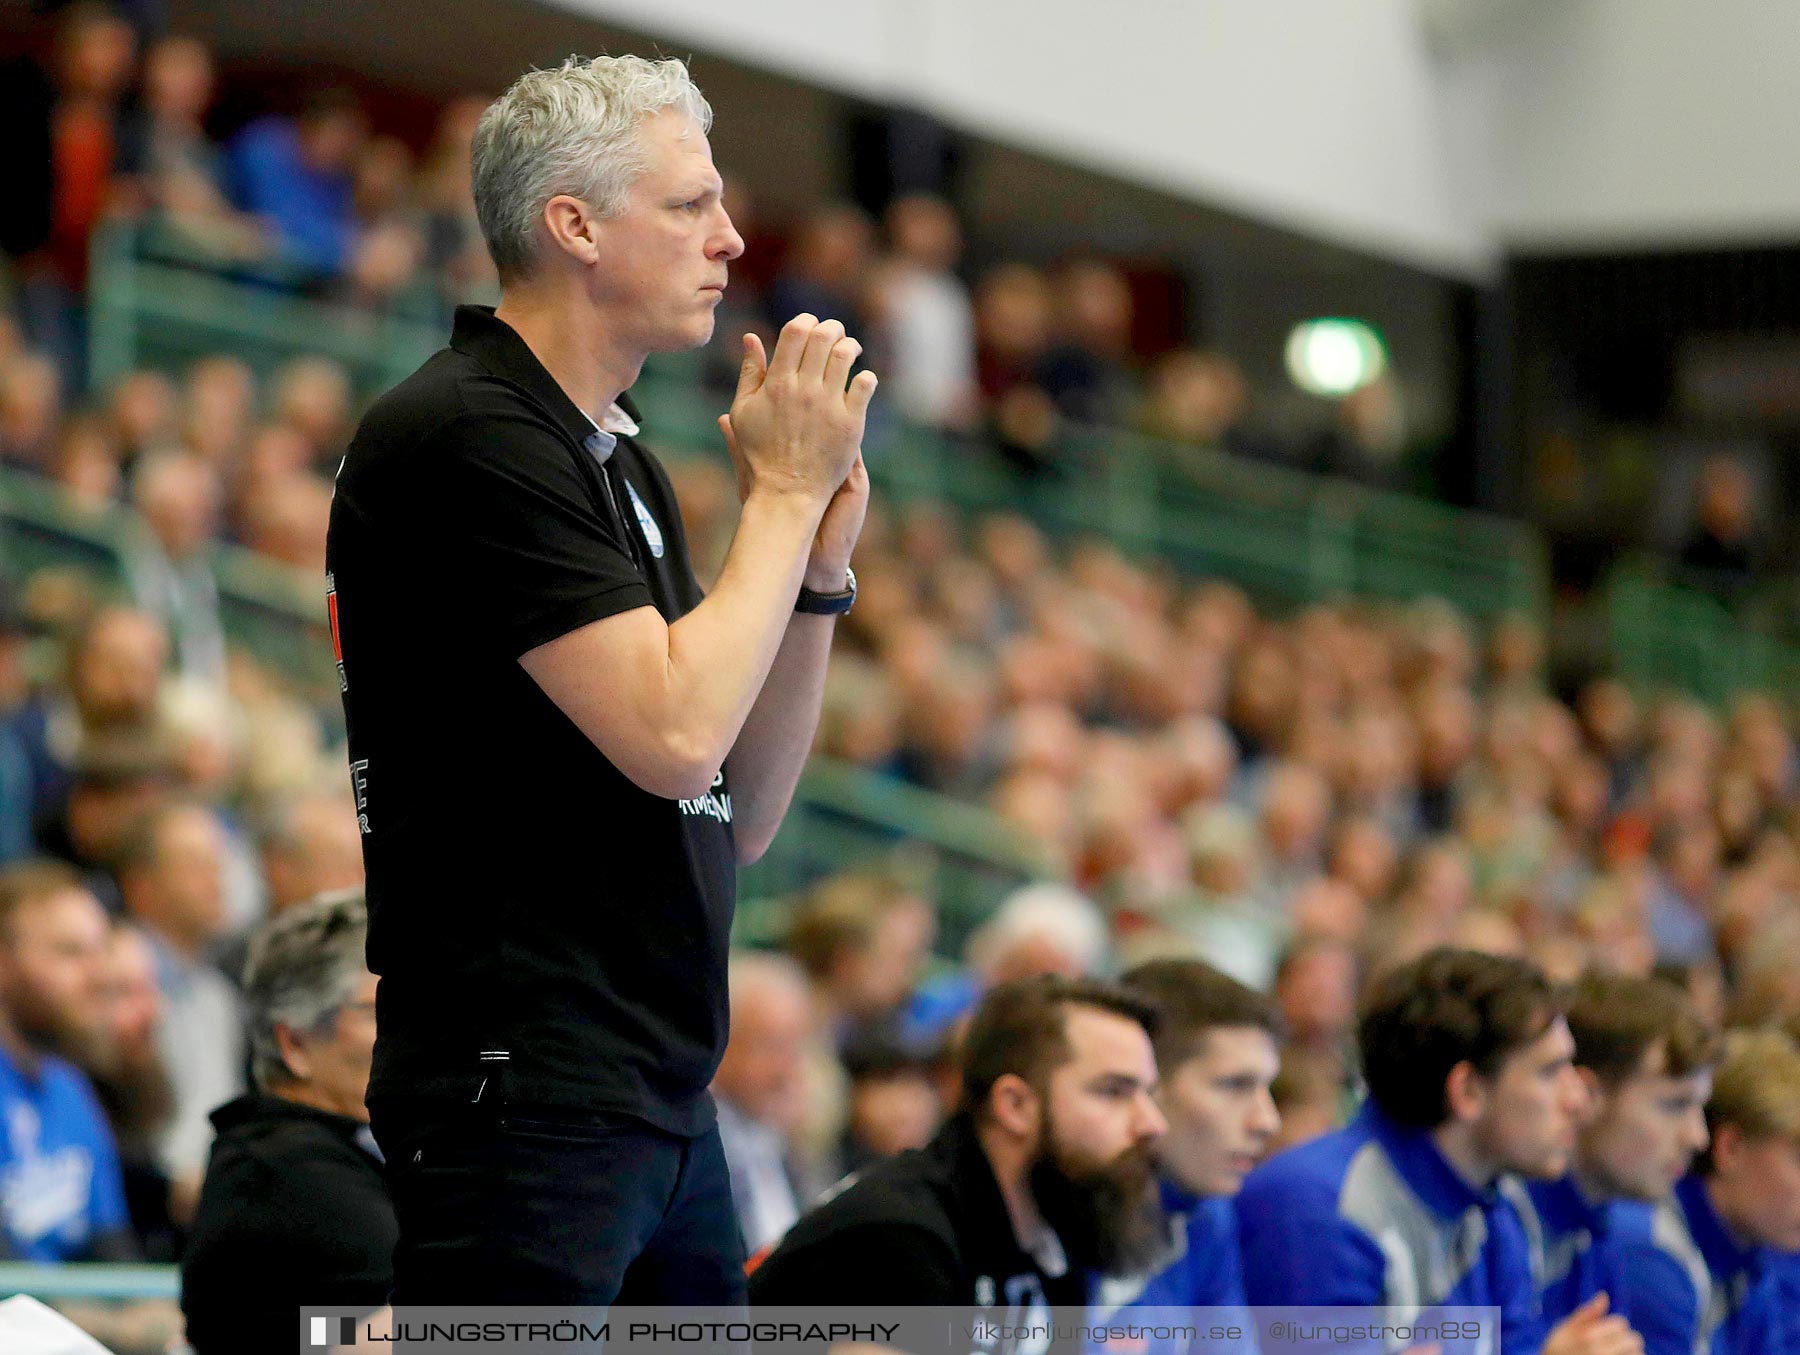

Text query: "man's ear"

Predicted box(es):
[1711, 1121, 1745, 1174]
[1574, 1065, 1603, 1113]
[989, 1073, 1041, 1143]
[1444, 1059, 1487, 1124]
[541, 195, 602, 268]
[273, 1022, 312, 1084]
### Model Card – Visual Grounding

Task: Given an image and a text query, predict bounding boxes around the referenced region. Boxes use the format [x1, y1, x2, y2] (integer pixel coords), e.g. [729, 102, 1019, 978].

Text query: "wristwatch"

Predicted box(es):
[795, 566, 857, 616]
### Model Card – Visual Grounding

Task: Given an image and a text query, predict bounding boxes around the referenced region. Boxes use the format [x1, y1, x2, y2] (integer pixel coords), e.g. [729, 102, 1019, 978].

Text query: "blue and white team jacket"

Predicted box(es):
[1236, 1102, 1538, 1355]
[1764, 1250, 1800, 1355]
[1092, 1178, 1254, 1355]
[0, 1041, 129, 1261]
[1612, 1174, 1782, 1355]
[1133, 1178, 1249, 1311]
[1501, 1174, 1624, 1326]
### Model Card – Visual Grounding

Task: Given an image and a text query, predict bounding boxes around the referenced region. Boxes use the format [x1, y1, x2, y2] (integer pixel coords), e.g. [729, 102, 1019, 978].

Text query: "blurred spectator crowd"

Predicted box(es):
[1, 4, 1399, 489]
[6, 467, 1799, 1268]
[0, 5, 495, 390]
[689, 494, 1800, 1244]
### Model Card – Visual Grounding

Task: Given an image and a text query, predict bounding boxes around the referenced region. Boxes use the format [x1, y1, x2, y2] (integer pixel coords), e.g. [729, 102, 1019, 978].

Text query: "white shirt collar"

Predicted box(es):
[1017, 1216, 1069, 1278]
[584, 403, 640, 438]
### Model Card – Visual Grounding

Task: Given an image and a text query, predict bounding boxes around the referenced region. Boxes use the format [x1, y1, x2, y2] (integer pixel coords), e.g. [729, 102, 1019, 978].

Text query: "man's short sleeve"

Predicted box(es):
[430, 411, 652, 656]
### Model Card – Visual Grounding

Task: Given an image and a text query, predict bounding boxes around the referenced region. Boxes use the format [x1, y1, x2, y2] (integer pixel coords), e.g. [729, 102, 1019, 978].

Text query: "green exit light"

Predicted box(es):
[1285, 318, 1388, 397]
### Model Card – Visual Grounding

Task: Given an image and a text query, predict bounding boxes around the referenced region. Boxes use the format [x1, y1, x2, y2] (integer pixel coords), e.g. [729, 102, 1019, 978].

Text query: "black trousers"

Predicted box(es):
[372, 1096, 747, 1306]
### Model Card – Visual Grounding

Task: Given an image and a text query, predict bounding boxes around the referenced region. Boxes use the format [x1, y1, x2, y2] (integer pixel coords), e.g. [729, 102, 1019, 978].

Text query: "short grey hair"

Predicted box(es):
[243, 890, 369, 1090]
[471, 54, 713, 282]
[728, 949, 810, 1010]
[966, 883, 1108, 979]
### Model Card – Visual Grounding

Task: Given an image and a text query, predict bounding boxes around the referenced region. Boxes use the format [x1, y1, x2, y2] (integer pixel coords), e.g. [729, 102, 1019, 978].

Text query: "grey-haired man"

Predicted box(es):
[326, 54, 873, 1304]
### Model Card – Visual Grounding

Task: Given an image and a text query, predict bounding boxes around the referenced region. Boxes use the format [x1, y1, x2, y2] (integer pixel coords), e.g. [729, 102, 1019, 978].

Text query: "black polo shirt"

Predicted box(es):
[180, 1095, 396, 1355]
[325, 305, 735, 1135]
[748, 1113, 1088, 1352]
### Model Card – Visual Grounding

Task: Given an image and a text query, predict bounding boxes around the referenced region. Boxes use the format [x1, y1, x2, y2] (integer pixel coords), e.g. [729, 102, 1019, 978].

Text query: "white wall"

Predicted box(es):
[550, 0, 1800, 270]
[1473, 0, 1800, 249]
[553, 0, 1497, 277]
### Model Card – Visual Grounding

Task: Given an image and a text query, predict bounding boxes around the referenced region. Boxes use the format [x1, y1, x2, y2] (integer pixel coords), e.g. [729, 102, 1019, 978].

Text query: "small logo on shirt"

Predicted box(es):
[626, 481, 665, 559]
[678, 770, 732, 823]
[1, 1102, 96, 1250]
[349, 760, 371, 834]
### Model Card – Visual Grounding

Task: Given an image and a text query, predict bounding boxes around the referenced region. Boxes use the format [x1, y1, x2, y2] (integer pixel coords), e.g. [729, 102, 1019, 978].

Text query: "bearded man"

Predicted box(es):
[748, 975, 1167, 1352]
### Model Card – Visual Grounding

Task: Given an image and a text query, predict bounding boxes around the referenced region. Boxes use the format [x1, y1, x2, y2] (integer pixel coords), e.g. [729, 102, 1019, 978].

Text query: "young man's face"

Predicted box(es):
[1470, 1016, 1587, 1179]
[591, 110, 744, 356]
[1028, 1005, 1167, 1275]
[1578, 1042, 1712, 1202]
[1153, 1026, 1281, 1197]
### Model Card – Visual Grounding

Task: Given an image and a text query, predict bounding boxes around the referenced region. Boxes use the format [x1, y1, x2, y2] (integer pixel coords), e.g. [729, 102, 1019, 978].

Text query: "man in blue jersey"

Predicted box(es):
[1764, 1015, 1800, 1354]
[1090, 959, 1278, 1354]
[1612, 1028, 1800, 1355]
[1237, 947, 1637, 1355]
[1113, 959, 1278, 1310]
[1764, 1250, 1800, 1355]
[0, 861, 134, 1262]
[1506, 971, 1717, 1328]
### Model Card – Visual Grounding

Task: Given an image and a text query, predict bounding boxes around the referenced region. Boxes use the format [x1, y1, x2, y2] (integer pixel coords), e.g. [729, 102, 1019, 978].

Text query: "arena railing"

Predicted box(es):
[734, 756, 1061, 958]
[88, 224, 1548, 621]
[625, 361, 1549, 624]
[7, 225, 1574, 926]
[88, 223, 450, 396]
[0, 1261, 179, 1301]
[1604, 557, 1800, 705]
[86, 231, 1800, 694]
[0, 456, 1056, 930]
[0, 463, 341, 709]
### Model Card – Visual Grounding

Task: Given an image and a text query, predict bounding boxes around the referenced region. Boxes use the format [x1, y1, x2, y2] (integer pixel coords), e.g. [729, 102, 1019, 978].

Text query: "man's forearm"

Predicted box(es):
[727, 607, 836, 864]
[524, 485, 828, 801]
[660, 487, 825, 763]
